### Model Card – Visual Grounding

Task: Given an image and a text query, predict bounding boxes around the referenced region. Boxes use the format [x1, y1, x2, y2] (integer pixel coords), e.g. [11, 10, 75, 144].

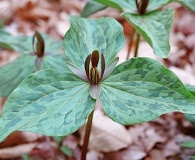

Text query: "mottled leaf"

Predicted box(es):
[42, 55, 71, 72]
[180, 140, 195, 148]
[185, 113, 195, 125]
[0, 30, 64, 55]
[0, 55, 36, 97]
[146, 0, 172, 12]
[60, 146, 73, 157]
[0, 30, 70, 96]
[95, 0, 137, 13]
[122, 8, 174, 58]
[0, 70, 95, 142]
[100, 58, 195, 125]
[184, 84, 195, 125]
[95, 0, 172, 13]
[185, 84, 195, 97]
[35, 35, 68, 72]
[64, 16, 125, 69]
[176, 0, 195, 11]
[0, 30, 32, 54]
[95, 0, 122, 10]
[81, 0, 107, 17]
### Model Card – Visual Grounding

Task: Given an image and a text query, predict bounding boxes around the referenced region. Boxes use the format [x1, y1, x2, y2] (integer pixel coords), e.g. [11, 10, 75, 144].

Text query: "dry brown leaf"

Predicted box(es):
[62, 135, 79, 150]
[86, 150, 103, 160]
[169, 66, 195, 84]
[30, 137, 59, 159]
[137, 41, 158, 59]
[129, 123, 166, 152]
[175, 9, 195, 35]
[149, 149, 166, 160]
[60, 0, 85, 13]
[79, 110, 132, 152]
[0, 131, 42, 148]
[163, 140, 180, 157]
[56, 13, 70, 37]
[117, 39, 158, 65]
[0, 50, 19, 67]
[0, 142, 37, 159]
[122, 146, 146, 160]
[0, 0, 12, 18]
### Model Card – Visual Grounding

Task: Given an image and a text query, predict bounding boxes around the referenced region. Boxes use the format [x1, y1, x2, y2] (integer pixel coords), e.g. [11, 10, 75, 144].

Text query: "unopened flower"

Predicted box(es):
[66, 50, 118, 99]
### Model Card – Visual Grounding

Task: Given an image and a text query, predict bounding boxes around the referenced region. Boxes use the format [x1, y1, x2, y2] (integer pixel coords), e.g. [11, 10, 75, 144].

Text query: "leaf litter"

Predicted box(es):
[0, 0, 195, 159]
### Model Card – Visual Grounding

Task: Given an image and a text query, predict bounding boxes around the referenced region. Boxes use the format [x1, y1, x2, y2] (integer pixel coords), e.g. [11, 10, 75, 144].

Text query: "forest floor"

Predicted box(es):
[0, 0, 195, 160]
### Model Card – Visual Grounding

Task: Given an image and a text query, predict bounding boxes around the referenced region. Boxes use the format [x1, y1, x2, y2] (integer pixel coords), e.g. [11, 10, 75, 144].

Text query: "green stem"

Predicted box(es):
[134, 32, 140, 58]
[126, 28, 135, 60]
[81, 110, 94, 160]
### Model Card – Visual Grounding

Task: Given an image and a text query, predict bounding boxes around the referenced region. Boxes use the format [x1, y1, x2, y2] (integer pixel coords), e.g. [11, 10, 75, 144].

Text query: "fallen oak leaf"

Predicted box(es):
[0, 131, 42, 148]
[129, 123, 166, 152]
[0, 142, 37, 159]
[79, 109, 132, 152]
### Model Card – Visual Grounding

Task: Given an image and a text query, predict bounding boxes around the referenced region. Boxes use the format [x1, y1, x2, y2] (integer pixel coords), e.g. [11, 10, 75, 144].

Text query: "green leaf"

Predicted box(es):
[122, 8, 174, 58]
[21, 154, 31, 160]
[146, 0, 172, 12]
[100, 57, 195, 125]
[42, 55, 71, 72]
[0, 70, 95, 142]
[180, 140, 195, 148]
[42, 34, 64, 55]
[185, 84, 195, 97]
[184, 84, 195, 126]
[184, 84, 195, 125]
[81, 0, 107, 17]
[95, 0, 137, 13]
[95, 0, 172, 13]
[0, 30, 70, 97]
[185, 113, 195, 125]
[53, 136, 65, 145]
[176, 0, 195, 11]
[36, 34, 69, 72]
[0, 29, 33, 54]
[0, 29, 64, 55]
[64, 16, 125, 69]
[95, 0, 123, 10]
[60, 146, 73, 157]
[0, 55, 36, 97]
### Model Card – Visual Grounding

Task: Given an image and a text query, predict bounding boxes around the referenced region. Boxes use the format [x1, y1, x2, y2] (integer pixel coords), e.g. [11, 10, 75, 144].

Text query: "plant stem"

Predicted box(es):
[81, 110, 94, 160]
[134, 32, 140, 58]
[126, 28, 135, 60]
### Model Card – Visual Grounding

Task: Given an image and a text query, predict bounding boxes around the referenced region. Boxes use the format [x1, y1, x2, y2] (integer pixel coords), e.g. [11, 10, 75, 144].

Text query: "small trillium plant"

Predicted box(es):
[82, 0, 195, 58]
[1, 16, 195, 159]
[0, 30, 69, 97]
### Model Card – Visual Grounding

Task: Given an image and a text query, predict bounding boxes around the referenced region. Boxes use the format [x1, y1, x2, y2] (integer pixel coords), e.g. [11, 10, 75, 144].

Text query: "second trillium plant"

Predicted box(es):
[1, 16, 195, 158]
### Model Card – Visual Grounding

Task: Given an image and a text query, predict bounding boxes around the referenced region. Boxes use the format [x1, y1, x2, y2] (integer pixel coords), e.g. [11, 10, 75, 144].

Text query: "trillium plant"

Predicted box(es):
[0, 30, 69, 97]
[1, 16, 195, 160]
[82, 0, 195, 58]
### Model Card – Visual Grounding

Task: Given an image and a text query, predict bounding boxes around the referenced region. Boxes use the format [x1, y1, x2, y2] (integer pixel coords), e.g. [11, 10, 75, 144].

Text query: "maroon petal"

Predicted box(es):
[33, 31, 45, 57]
[91, 50, 99, 68]
[85, 54, 91, 80]
[100, 54, 105, 79]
